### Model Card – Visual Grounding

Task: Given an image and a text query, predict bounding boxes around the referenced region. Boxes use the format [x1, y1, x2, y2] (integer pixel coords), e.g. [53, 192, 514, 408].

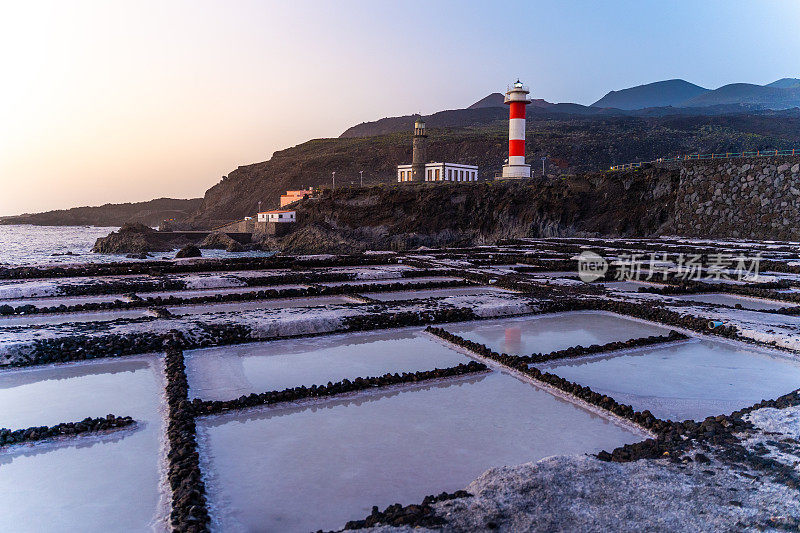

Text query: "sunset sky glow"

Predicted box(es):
[1, 0, 799, 215]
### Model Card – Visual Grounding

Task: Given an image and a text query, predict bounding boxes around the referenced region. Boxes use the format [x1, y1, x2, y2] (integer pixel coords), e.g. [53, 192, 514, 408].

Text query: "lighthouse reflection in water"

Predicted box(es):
[503, 327, 522, 354]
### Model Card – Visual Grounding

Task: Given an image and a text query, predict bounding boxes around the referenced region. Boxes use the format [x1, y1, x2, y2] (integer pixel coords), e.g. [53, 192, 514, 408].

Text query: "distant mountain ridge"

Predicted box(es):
[681, 83, 800, 109]
[591, 79, 709, 110]
[0, 198, 203, 227]
[339, 82, 796, 139]
[467, 93, 505, 109]
[593, 78, 800, 110]
[767, 78, 800, 89]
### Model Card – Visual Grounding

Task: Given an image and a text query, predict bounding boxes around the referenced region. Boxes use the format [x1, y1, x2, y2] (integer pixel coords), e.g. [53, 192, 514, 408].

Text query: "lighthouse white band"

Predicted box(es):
[509, 155, 526, 166]
[508, 118, 526, 141]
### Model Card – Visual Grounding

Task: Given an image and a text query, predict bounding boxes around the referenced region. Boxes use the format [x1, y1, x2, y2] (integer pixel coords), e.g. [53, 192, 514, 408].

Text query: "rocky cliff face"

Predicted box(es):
[270, 168, 679, 253]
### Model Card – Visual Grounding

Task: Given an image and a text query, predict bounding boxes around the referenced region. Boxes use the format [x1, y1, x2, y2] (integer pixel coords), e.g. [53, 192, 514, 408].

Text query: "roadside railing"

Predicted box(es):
[609, 149, 800, 171]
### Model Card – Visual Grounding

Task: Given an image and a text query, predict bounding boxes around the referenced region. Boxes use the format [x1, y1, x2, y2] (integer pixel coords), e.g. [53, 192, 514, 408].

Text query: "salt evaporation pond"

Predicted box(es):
[0, 294, 131, 308]
[169, 295, 359, 316]
[0, 308, 152, 327]
[670, 293, 794, 311]
[542, 338, 800, 421]
[185, 328, 471, 400]
[135, 283, 308, 300]
[0, 356, 166, 531]
[317, 276, 460, 287]
[443, 311, 671, 356]
[198, 370, 643, 532]
[599, 280, 661, 292]
[365, 286, 512, 302]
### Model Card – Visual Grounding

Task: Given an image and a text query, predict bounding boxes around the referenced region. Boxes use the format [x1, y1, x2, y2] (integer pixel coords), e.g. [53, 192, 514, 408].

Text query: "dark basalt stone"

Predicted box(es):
[0, 414, 135, 447]
[164, 341, 211, 532]
[338, 491, 471, 531]
[175, 245, 202, 259]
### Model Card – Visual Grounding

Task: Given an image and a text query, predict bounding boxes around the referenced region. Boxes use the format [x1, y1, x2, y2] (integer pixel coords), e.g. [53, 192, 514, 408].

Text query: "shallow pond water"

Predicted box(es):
[365, 286, 512, 302]
[185, 328, 471, 400]
[0, 355, 166, 531]
[317, 276, 460, 287]
[541, 338, 800, 421]
[443, 311, 671, 356]
[198, 370, 642, 533]
[169, 295, 359, 316]
[0, 294, 131, 308]
[136, 283, 308, 300]
[0, 309, 152, 327]
[598, 280, 662, 292]
[670, 293, 794, 311]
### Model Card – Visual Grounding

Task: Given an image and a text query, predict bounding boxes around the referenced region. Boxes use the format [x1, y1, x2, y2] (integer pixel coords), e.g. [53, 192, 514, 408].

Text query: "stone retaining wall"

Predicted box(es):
[673, 156, 800, 239]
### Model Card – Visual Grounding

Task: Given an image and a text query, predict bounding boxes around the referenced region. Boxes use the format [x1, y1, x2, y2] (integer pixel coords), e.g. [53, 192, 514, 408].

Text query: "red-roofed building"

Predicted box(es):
[280, 188, 316, 207]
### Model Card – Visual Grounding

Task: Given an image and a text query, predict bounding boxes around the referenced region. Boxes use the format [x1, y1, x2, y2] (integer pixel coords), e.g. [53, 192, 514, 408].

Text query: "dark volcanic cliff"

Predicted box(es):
[268, 168, 679, 253]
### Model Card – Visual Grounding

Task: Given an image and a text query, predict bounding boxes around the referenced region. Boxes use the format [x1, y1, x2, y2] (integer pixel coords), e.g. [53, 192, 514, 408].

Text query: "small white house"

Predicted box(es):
[257, 210, 296, 223]
[397, 163, 478, 183]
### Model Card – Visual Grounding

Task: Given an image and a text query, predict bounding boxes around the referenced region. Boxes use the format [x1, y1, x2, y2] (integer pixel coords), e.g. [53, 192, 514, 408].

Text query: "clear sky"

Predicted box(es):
[1, 0, 799, 215]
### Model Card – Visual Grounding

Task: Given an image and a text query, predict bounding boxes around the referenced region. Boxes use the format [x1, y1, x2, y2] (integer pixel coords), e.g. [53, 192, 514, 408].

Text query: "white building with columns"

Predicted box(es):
[397, 162, 478, 183]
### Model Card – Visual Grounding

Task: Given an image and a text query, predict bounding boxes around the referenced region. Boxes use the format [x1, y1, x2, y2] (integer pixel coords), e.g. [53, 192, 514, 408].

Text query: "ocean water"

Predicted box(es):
[0, 225, 272, 266]
[0, 225, 120, 266]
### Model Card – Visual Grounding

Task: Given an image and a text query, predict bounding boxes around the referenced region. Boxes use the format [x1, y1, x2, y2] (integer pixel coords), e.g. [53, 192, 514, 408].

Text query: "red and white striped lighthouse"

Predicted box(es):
[502, 80, 532, 178]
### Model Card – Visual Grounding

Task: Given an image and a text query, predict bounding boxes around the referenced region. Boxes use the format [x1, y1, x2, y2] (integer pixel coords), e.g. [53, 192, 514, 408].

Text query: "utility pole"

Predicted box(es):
[541, 157, 547, 176]
[257, 200, 262, 214]
[359, 170, 363, 187]
[332, 171, 336, 191]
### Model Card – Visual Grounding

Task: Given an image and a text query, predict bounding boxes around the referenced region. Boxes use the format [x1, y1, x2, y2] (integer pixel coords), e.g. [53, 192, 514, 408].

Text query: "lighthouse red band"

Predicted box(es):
[502, 81, 532, 178]
[508, 102, 526, 164]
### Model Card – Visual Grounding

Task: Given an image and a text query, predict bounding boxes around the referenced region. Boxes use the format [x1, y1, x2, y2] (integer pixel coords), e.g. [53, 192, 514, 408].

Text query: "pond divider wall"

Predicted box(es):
[165, 342, 211, 532]
[0, 415, 135, 447]
[191, 362, 489, 416]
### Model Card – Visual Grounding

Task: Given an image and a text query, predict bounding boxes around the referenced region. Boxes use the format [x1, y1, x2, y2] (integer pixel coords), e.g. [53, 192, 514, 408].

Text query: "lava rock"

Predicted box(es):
[175, 245, 202, 259]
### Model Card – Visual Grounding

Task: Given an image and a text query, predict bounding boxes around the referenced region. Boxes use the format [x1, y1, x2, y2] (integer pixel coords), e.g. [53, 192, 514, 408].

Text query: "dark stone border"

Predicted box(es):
[517, 331, 688, 365]
[0, 415, 135, 447]
[164, 342, 210, 532]
[192, 362, 489, 417]
[338, 491, 471, 531]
